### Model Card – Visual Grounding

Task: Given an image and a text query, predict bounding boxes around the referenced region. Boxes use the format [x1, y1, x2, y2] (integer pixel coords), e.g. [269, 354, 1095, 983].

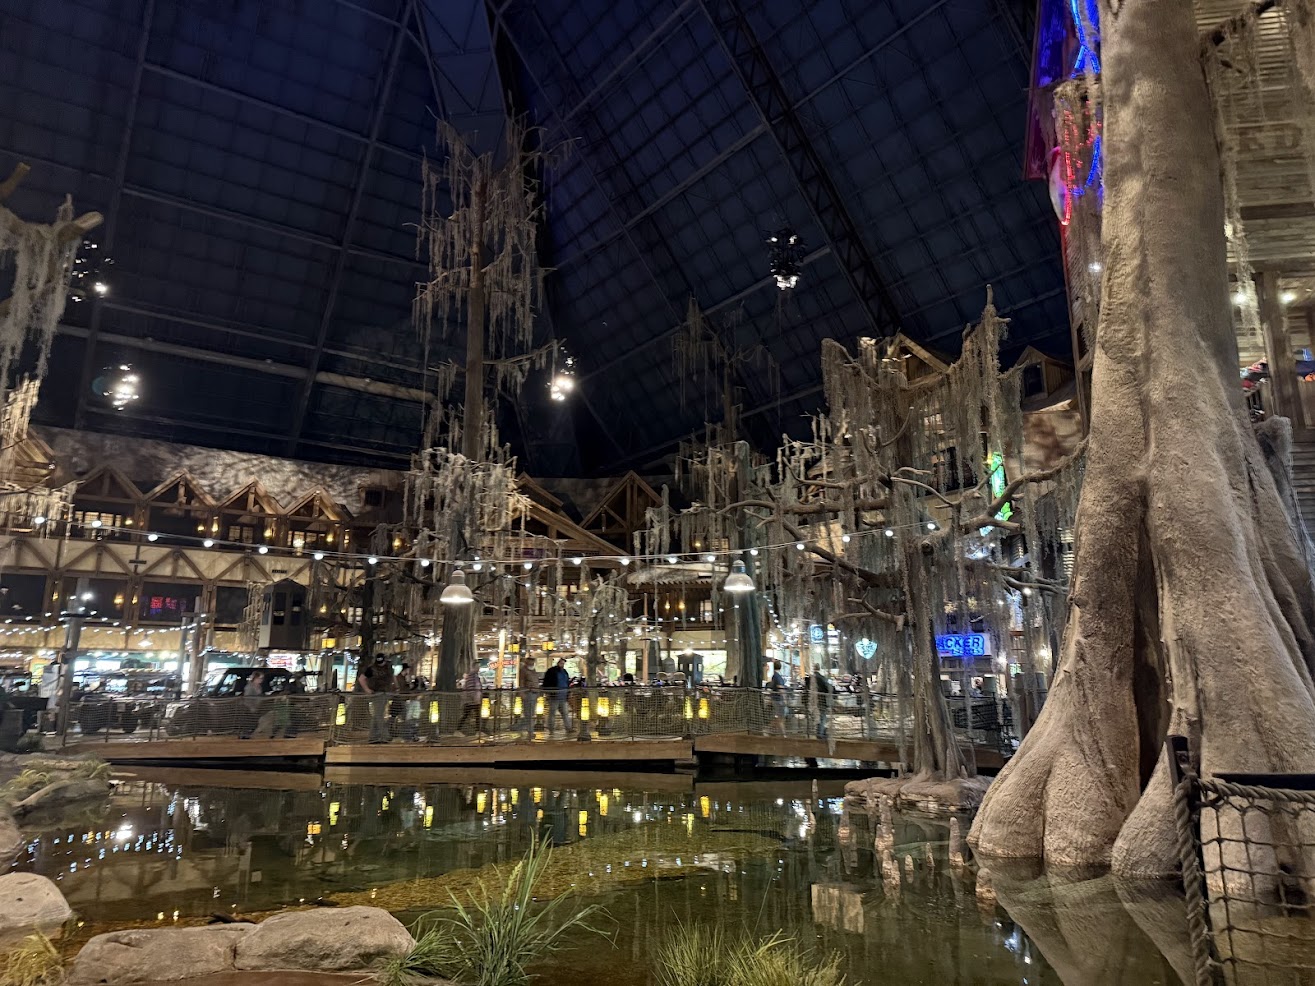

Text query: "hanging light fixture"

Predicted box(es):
[723, 559, 755, 594]
[549, 347, 577, 402]
[92, 364, 140, 411]
[767, 227, 803, 290]
[440, 569, 476, 605]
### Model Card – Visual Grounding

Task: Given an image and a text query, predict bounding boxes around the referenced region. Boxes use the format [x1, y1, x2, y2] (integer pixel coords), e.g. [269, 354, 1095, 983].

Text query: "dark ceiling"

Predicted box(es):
[2, 0, 1063, 477]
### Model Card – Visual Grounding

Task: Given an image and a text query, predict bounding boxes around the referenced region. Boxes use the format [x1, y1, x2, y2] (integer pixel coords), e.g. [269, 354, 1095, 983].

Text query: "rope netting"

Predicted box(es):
[1171, 738, 1315, 985]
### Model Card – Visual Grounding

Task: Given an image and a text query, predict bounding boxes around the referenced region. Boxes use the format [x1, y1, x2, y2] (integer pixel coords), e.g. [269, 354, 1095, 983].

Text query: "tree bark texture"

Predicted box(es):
[971, 0, 1315, 877]
[437, 600, 476, 692]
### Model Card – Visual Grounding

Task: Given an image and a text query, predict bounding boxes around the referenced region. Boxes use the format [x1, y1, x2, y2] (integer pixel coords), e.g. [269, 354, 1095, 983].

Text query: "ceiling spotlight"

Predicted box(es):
[93, 280, 109, 296]
[93, 364, 141, 411]
[439, 569, 475, 605]
[313, 551, 325, 561]
[723, 560, 756, 594]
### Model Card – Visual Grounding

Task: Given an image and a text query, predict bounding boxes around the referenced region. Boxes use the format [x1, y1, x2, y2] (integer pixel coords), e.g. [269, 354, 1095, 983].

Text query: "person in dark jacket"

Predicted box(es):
[542, 658, 572, 734]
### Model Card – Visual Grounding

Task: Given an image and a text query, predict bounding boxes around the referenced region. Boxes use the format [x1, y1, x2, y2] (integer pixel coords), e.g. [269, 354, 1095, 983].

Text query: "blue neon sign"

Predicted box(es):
[935, 634, 990, 659]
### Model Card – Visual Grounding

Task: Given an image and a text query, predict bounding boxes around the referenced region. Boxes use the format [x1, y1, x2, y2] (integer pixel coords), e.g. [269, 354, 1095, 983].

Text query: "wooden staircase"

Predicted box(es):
[1288, 442, 1315, 534]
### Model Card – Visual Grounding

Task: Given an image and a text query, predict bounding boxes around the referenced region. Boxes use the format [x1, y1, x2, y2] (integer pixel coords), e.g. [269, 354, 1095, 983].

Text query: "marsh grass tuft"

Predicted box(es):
[0, 931, 65, 986]
[655, 925, 844, 986]
[380, 836, 611, 986]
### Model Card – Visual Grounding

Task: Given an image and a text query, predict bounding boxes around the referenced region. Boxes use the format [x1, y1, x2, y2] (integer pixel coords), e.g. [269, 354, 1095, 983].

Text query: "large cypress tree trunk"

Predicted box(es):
[971, 0, 1315, 876]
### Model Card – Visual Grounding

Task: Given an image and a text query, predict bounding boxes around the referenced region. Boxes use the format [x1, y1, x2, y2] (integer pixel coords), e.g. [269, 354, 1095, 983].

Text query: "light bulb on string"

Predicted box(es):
[257, 546, 268, 554]
[203, 539, 214, 548]
[884, 528, 894, 538]
[795, 542, 805, 551]
[313, 551, 324, 561]
[841, 534, 851, 543]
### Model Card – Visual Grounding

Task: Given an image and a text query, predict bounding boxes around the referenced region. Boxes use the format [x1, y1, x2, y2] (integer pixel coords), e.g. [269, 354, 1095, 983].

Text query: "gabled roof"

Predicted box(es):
[218, 480, 283, 516]
[142, 471, 217, 508]
[580, 471, 665, 550]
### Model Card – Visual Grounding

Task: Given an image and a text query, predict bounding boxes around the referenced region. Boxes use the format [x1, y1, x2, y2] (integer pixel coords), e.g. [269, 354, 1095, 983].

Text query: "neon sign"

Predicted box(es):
[935, 634, 990, 659]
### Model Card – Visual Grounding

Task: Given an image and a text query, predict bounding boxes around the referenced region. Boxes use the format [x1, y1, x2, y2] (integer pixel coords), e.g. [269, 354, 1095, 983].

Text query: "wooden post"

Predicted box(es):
[1258, 270, 1302, 430]
[461, 177, 487, 462]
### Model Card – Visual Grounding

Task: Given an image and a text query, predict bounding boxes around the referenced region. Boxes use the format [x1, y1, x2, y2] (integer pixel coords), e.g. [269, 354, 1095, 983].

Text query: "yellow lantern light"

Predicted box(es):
[476, 791, 488, 813]
[599, 793, 609, 816]
[614, 697, 625, 715]
[513, 696, 523, 716]
[543, 639, 555, 652]
[480, 697, 491, 719]
[335, 702, 346, 726]
[683, 698, 693, 720]
[699, 796, 711, 819]
[578, 810, 589, 837]
[424, 806, 434, 828]
[597, 696, 610, 718]
[306, 822, 322, 837]
[532, 787, 543, 803]
[511, 789, 519, 805]
[535, 696, 546, 716]
[429, 701, 440, 724]
[698, 698, 710, 720]
[328, 802, 340, 826]
[580, 697, 591, 721]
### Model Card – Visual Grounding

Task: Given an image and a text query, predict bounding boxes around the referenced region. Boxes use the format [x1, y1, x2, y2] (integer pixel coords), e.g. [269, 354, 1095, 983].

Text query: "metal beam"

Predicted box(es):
[698, 0, 903, 338]
[285, 1, 415, 455]
[98, 299, 461, 379]
[58, 324, 437, 405]
[579, 246, 830, 383]
[73, 0, 156, 429]
[119, 185, 426, 270]
[557, 0, 953, 272]
[140, 62, 425, 167]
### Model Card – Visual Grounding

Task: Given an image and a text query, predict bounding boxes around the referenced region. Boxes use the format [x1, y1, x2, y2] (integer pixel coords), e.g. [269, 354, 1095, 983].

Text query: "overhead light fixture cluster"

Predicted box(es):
[550, 348, 577, 402]
[767, 227, 802, 291]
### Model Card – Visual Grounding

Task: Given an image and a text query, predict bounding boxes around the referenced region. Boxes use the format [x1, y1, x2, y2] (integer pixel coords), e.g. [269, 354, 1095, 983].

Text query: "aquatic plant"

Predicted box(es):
[0, 931, 65, 986]
[330, 824, 777, 911]
[380, 836, 611, 986]
[655, 925, 844, 986]
[0, 760, 111, 806]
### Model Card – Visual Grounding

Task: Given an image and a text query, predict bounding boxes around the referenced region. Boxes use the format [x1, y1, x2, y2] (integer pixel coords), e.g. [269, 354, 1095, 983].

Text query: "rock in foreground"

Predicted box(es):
[69, 926, 256, 985]
[0, 872, 72, 946]
[234, 906, 414, 972]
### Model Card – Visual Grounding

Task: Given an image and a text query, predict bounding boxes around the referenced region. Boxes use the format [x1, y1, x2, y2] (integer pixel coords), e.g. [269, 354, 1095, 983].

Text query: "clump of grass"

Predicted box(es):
[1, 760, 111, 806]
[380, 836, 611, 986]
[0, 931, 65, 986]
[0, 770, 52, 804]
[655, 925, 844, 986]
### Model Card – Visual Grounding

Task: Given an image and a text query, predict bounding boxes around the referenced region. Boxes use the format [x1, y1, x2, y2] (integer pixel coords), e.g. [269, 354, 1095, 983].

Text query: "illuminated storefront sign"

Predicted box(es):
[935, 633, 991, 658]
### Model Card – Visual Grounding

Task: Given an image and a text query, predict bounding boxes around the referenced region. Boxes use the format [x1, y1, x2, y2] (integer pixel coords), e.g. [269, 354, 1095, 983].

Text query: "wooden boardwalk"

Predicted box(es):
[73, 730, 1007, 771]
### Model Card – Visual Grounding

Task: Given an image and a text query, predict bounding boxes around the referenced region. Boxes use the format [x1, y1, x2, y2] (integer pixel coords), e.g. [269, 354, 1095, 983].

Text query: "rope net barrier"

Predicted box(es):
[1170, 737, 1315, 985]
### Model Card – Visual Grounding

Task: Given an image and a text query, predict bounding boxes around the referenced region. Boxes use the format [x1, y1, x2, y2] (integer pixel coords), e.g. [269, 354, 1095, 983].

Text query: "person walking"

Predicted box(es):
[812, 669, 834, 739]
[357, 655, 396, 744]
[767, 660, 788, 736]
[542, 658, 572, 735]
[455, 668, 484, 735]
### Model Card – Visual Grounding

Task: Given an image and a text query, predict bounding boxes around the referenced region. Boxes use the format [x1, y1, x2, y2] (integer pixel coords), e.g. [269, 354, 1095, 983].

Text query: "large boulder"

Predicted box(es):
[0, 810, 23, 867]
[0, 872, 72, 945]
[234, 906, 414, 972]
[67, 925, 255, 984]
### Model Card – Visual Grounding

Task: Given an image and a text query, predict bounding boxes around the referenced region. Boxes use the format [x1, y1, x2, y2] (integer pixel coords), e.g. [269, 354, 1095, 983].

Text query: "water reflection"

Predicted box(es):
[12, 770, 1187, 985]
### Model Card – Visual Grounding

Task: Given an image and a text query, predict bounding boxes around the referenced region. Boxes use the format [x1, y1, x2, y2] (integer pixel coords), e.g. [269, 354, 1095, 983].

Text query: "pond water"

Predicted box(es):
[11, 769, 1196, 985]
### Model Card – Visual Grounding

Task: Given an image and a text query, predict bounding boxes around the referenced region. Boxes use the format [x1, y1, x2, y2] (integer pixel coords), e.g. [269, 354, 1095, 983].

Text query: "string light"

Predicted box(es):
[202, 539, 214, 548]
[313, 551, 325, 561]
[257, 546, 268, 554]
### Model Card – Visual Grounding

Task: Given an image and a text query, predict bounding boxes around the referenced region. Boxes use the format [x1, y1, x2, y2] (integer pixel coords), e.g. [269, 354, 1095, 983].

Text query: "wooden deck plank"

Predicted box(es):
[323, 738, 694, 767]
[324, 765, 695, 791]
[692, 732, 1005, 770]
[66, 737, 327, 761]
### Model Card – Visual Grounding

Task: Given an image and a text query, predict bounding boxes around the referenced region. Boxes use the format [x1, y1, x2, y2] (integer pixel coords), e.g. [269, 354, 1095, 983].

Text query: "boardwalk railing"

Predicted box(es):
[55, 687, 1015, 757]
[1168, 735, 1315, 985]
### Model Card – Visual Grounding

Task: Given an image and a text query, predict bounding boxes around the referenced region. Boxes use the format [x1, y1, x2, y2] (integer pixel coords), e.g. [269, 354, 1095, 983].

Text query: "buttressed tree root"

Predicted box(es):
[970, 0, 1315, 879]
